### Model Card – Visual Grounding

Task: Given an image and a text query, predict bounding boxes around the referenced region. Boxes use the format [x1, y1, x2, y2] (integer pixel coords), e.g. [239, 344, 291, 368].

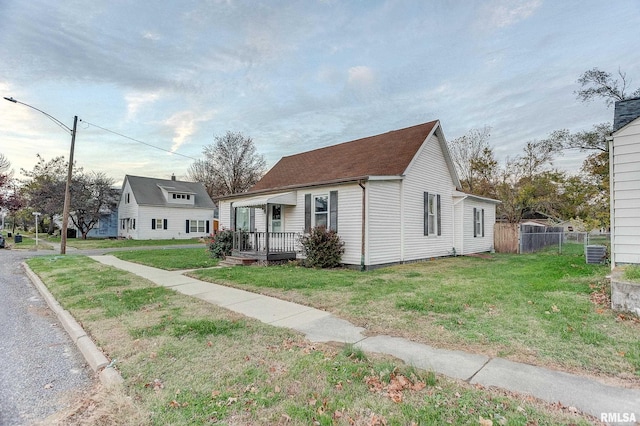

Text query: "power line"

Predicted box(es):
[80, 119, 199, 161]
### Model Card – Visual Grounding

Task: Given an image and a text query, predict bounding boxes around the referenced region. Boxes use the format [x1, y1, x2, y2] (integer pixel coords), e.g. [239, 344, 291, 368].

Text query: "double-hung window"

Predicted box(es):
[314, 195, 328, 228]
[190, 220, 205, 233]
[473, 208, 485, 237]
[424, 192, 441, 236]
[152, 218, 166, 230]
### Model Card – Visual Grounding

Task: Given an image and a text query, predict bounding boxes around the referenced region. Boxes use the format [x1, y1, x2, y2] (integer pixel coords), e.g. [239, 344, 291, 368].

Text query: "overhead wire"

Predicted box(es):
[80, 119, 199, 161]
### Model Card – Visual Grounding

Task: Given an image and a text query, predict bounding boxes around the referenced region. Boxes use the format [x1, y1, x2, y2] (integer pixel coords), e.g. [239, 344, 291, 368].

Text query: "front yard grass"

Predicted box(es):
[112, 247, 219, 270]
[188, 243, 640, 383]
[44, 235, 205, 249]
[2, 233, 54, 250]
[26, 255, 596, 425]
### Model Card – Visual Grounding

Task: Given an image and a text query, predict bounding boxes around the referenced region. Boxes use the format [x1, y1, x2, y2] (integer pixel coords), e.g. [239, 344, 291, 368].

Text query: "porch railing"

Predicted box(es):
[233, 231, 299, 253]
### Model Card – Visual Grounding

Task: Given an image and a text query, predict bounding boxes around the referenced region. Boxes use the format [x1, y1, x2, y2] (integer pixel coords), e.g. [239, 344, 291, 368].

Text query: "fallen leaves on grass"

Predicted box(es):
[616, 313, 640, 323]
[590, 281, 610, 308]
[365, 373, 426, 403]
[144, 378, 164, 392]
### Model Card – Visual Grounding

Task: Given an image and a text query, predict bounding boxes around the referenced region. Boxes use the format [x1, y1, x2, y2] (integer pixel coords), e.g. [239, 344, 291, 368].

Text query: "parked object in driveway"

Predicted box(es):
[0, 235, 4, 248]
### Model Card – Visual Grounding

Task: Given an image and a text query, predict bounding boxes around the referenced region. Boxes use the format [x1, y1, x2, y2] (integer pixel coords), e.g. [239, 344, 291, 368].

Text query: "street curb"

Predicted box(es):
[21, 262, 124, 388]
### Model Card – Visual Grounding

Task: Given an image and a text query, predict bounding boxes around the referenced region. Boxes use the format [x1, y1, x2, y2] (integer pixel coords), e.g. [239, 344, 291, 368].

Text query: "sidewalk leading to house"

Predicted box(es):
[89, 255, 640, 423]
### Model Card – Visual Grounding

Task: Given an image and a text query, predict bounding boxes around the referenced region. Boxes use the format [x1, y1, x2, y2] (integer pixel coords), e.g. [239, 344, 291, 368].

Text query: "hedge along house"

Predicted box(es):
[118, 175, 216, 240]
[218, 120, 500, 269]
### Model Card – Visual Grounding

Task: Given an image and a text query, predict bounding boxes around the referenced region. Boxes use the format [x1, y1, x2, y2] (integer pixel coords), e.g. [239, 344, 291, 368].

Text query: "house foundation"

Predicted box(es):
[610, 268, 640, 317]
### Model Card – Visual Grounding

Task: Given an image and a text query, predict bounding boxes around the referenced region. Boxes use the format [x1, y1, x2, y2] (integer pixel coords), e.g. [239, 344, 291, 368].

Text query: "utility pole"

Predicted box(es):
[60, 116, 78, 255]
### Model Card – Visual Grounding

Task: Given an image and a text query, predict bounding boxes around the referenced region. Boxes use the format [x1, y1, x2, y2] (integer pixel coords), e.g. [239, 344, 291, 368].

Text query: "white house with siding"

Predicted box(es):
[218, 120, 499, 269]
[118, 175, 215, 240]
[610, 98, 640, 267]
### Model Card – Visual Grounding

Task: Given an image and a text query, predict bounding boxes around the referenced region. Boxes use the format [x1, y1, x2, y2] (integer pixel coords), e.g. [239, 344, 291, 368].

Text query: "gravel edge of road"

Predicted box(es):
[21, 262, 124, 388]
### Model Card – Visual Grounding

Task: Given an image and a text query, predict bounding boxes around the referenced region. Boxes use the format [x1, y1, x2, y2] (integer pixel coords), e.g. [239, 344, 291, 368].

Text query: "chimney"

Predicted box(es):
[171, 173, 176, 181]
[614, 97, 640, 132]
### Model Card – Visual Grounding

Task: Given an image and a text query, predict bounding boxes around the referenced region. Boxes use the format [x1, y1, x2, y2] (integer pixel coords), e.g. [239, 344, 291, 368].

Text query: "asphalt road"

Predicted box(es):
[0, 249, 93, 426]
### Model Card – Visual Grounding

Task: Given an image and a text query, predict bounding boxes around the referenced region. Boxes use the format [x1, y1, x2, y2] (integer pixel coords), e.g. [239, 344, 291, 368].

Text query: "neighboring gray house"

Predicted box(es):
[610, 97, 640, 267]
[118, 175, 215, 240]
[219, 120, 500, 269]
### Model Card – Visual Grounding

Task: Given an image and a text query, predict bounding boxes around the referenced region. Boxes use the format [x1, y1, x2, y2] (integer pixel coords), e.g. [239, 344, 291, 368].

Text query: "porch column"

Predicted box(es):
[265, 203, 270, 255]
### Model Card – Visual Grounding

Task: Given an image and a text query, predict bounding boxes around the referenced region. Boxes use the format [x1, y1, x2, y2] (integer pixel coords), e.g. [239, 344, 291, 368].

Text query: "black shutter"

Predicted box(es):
[304, 194, 311, 233]
[206, 220, 210, 234]
[437, 194, 441, 236]
[230, 205, 235, 231]
[151, 219, 156, 230]
[423, 192, 429, 236]
[163, 219, 168, 230]
[185, 219, 190, 233]
[473, 208, 477, 238]
[481, 209, 485, 237]
[329, 191, 338, 232]
[250, 208, 256, 232]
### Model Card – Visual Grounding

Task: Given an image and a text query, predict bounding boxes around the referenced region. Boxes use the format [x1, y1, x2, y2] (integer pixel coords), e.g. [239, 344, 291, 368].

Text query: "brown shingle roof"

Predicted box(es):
[250, 120, 439, 192]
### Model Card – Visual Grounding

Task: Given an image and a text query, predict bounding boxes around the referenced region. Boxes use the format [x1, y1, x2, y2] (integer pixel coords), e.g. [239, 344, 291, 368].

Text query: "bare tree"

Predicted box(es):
[187, 131, 266, 198]
[448, 126, 496, 194]
[576, 68, 640, 107]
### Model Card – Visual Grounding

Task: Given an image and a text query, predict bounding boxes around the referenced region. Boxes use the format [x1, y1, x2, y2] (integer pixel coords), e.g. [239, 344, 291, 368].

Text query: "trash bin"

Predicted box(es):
[14, 234, 22, 243]
[7, 232, 12, 237]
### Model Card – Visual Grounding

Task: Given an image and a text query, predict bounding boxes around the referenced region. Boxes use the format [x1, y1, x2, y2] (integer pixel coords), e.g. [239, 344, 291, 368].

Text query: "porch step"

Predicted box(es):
[219, 256, 259, 267]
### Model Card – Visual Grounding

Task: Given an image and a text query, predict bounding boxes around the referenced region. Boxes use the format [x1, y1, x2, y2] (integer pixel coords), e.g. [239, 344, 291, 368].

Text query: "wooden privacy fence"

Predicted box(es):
[494, 223, 519, 253]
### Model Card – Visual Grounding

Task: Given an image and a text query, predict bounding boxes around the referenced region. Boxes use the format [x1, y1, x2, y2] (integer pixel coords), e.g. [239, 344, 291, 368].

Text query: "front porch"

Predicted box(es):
[231, 231, 300, 261]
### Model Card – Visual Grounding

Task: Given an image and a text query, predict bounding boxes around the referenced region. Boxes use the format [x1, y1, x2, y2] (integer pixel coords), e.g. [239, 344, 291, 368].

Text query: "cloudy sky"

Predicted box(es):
[1, 0, 638, 184]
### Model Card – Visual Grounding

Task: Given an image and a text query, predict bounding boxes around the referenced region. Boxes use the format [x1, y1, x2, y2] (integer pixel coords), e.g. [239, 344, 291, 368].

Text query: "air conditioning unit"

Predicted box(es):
[585, 245, 607, 264]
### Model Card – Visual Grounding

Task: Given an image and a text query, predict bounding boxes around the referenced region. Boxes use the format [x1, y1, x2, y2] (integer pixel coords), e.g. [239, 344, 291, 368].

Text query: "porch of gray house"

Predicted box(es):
[225, 231, 300, 265]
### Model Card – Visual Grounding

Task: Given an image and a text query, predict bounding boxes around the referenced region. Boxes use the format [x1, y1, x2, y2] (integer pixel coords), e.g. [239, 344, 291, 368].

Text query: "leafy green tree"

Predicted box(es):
[0, 153, 12, 210]
[69, 172, 119, 239]
[20, 155, 75, 234]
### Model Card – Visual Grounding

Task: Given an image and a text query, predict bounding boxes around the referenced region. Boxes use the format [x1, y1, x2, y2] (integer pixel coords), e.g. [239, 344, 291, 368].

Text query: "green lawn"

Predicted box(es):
[188, 243, 640, 381]
[112, 247, 219, 270]
[26, 255, 596, 425]
[45, 236, 206, 249]
[2, 233, 54, 250]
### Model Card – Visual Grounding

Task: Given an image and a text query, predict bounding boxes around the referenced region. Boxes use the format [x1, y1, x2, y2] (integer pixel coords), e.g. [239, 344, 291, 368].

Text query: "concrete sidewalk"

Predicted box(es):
[90, 255, 640, 424]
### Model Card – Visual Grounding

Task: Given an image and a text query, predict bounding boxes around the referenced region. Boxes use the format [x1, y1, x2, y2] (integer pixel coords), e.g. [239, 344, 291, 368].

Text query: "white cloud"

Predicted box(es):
[125, 91, 162, 120]
[163, 110, 216, 152]
[479, 0, 542, 29]
[347, 66, 375, 88]
[142, 31, 161, 41]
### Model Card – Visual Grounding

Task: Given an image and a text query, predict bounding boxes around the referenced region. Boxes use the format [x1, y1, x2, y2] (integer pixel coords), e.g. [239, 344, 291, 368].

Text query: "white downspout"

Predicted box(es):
[608, 135, 615, 269]
[400, 179, 405, 262]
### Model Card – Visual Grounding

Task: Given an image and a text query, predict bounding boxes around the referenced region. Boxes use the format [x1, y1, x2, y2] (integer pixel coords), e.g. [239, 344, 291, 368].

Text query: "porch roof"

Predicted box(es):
[231, 191, 297, 208]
